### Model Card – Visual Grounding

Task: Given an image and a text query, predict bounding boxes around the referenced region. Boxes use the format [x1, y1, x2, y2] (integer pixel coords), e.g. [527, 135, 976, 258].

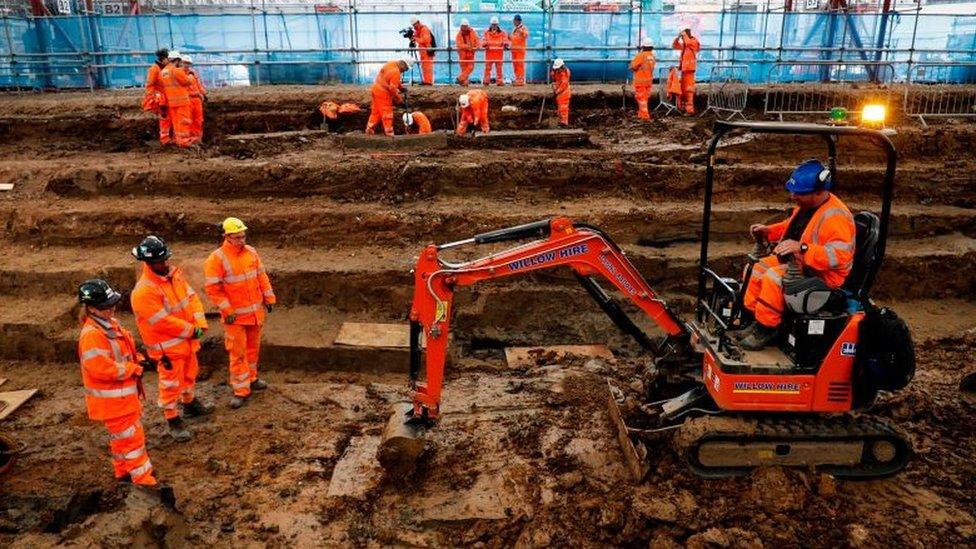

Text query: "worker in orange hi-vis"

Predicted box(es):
[410, 16, 436, 85]
[672, 28, 701, 115]
[142, 48, 171, 145]
[482, 17, 509, 86]
[455, 19, 480, 86]
[628, 37, 656, 121]
[402, 111, 432, 134]
[509, 15, 529, 86]
[456, 90, 489, 135]
[365, 58, 412, 136]
[204, 217, 276, 410]
[183, 55, 206, 144]
[319, 100, 362, 132]
[666, 66, 682, 110]
[131, 235, 212, 442]
[549, 58, 571, 126]
[159, 50, 195, 147]
[77, 279, 158, 487]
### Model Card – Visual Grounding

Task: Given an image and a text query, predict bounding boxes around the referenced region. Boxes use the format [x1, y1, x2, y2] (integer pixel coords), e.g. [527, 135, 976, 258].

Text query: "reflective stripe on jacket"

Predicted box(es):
[510, 24, 528, 50]
[767, 192, 857, 288]
[131, 264, 207, 359]
[204, 242, 275, 325]
[78, 316, 143, 421]
[629, 51, 656, 86]
[672, 35, 700, 72]
[160, 65, 192, 107]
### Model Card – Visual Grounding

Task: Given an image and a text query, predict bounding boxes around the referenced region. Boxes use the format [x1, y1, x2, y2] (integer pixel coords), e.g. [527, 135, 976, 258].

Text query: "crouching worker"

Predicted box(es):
[403, 111, 432, 134]
[738, 160, 855, 350]
[319, 101, 362, 133]
[456, 90, 489, 135]
[77, 279, 157, 486]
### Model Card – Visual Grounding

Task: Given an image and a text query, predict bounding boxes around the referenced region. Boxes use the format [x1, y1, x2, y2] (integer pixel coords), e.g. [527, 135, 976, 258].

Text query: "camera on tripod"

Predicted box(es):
[399, 27, 416, 48]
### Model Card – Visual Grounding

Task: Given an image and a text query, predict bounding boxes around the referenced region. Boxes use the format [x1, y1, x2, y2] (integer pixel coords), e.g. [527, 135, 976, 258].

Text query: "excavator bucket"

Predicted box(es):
[377, 402, 427, 478]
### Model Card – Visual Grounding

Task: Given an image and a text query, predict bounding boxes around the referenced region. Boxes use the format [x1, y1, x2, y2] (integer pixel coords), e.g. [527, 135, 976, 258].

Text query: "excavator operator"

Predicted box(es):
[737, 159, 856, 350]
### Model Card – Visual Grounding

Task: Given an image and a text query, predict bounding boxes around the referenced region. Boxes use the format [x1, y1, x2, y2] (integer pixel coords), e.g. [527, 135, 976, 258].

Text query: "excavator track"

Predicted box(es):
[673, 414, 911, 480]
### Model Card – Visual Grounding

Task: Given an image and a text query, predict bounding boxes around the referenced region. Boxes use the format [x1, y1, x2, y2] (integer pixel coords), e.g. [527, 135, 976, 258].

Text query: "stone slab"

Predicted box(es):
[339, 130, 449, 150]
[334, 322, 417, 349]
[0, 389, 38, 420]
[326, 435, 384, 500]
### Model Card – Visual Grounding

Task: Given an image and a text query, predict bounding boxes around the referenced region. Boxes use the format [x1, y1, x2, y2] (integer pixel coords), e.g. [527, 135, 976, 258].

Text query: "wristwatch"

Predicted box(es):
[800, 243, 809, 253]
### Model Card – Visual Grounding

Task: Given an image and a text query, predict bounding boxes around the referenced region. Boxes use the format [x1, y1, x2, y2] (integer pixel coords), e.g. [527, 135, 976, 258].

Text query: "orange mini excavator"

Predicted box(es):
[381, 121, 916, 480]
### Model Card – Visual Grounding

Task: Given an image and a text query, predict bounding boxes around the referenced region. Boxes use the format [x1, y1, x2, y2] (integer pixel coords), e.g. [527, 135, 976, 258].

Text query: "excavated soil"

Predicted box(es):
[1, 84, 975, 547]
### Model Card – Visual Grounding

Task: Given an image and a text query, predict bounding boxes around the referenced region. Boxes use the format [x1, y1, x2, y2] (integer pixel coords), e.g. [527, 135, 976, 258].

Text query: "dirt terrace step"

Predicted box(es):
[3, 197, 973, 248]
[0, 234, 973, 308]
[2, 146, 969, 206]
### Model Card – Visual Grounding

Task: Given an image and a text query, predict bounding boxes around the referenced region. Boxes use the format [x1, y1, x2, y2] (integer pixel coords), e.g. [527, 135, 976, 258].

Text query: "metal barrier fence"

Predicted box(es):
[903, 63, 976, 127]
[702, 64, 749, 120]
[763, 61, 896, 120]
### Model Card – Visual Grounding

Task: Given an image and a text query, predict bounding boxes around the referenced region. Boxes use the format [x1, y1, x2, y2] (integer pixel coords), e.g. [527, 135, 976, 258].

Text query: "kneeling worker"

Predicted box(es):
[204, 217, 276, 409]
[739, 160, 856, 350]
[78, 279, 157, 486]
[456, 90, 489, 135]
[403, 111, 432, 134]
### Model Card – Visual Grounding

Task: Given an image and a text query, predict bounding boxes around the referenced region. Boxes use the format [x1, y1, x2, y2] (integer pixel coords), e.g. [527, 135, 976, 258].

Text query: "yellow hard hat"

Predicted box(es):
[222, 217, 247, 235]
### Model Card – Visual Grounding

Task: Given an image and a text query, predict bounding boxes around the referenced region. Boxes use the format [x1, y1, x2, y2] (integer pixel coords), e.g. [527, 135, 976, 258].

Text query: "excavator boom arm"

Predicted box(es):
[407, 217, 687, 421]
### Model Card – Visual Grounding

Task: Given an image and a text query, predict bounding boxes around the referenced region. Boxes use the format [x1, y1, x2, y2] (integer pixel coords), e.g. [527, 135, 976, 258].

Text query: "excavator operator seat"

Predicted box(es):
[783, 211, 881, 315]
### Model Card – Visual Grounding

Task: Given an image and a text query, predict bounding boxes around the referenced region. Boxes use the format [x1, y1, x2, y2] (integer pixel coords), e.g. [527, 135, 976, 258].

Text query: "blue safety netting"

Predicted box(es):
[0, 9, 972, 90]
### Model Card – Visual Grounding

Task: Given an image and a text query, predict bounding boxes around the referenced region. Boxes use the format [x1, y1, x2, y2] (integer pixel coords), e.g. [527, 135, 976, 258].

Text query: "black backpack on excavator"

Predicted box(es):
[854, 304, 916, 401]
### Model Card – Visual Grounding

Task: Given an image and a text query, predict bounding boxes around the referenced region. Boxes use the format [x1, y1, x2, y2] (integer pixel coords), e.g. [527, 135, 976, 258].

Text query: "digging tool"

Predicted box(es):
[381, 121, 916, 481]
[538, 83, 556, 126]
[621, 79, 628, 110]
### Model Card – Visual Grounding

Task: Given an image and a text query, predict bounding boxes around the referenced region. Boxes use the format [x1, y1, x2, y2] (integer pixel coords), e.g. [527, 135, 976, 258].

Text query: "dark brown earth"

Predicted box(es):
[0, 83, 974, 547]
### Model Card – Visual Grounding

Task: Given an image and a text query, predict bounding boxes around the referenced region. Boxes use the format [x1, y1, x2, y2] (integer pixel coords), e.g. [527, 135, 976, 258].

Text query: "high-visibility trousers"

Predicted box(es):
[158, 110, 172, 145]
[189, 97, 204, 143]
[634, 84, 652, 120]
[169, 104, 194, 147]
[556, 91, 571, 125]
[365, 89, 395, 136]
[225, 323, 263, 398]
[511, 50, 526, 85]
[680, 71, 696, 114]
[743, 256, 788, 328]
[419, 49, 434, 85]
[157, 351, 199, 420]
[457, 53, 475, 85]
[483, 53, 504, 85]
[105, 412, 156, 486]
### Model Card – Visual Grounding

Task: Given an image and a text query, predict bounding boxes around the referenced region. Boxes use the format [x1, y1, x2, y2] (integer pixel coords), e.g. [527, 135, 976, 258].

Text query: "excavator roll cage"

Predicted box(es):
[407, 216, 689, 423]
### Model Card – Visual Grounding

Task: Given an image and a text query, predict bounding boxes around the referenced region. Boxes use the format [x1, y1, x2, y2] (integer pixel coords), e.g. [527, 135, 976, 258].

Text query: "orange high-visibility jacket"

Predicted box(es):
[144, 62, 168, 111]
[456, 28, 480, 56]
[373, 60, 404, 104]
[413, 22, 434, 52]
[187, 68, 206, 98]
[482, 28, 509, 55]
[465, 89, 489, 123]
[672, 34, 700, 72]
[160, 65, 192, 107]
[204, 242, 276, 325]
[766, 192, 856, 288]
[629, 50, 656, 86]
[666, 67, 682, 95]
[131, 264, 207, 359]
[551, 67, 571, 96]
[510, 24, 529, 51]
[408, 111, 432, 134]
[78, 315, 144, 421]
[320, 101, 362, 120]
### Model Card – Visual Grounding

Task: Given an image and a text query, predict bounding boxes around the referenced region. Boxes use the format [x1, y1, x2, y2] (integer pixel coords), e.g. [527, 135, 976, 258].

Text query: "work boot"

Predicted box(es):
[739, 323, 781, 351]
[728, 322, 756, 341]
[167, 417, 193, 442]
[250, 379, 268, 391]
[229, 395, 248, 409]
[182, 398, 214, 418]
[116, 473, 132, 484]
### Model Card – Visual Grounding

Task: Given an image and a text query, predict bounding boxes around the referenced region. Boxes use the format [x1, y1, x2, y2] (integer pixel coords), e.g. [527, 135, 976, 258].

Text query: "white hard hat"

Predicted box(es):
[641, 37, 653, 48]
[490, 16, 499, 25]
[410, 16, 419, 25]
[403, 112, 414, 126]
[552, 58, 565, 70]
[181, 55, 193, 64]
[458, 94, 470, 108]
[460, 18, 470, 27]
[168, 49, 182, 59]
[401, 57, 415, 69]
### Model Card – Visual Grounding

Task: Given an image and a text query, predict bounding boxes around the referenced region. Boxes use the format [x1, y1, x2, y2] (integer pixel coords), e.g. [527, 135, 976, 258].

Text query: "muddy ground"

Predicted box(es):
[0, 84, 974, 547]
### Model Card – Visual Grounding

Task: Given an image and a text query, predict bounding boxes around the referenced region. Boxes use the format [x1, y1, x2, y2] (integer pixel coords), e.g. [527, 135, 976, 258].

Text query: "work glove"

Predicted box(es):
[139, 357, 158, 371]
[265, 304, 273, 313]
[225, 314, 236, 325]
[160, 355, 173, 371]
[193, 327, 205, 340]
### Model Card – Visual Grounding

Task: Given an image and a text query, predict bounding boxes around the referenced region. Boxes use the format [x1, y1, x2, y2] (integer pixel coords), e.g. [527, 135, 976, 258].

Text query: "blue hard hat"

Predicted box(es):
[785, 159, 832, 195]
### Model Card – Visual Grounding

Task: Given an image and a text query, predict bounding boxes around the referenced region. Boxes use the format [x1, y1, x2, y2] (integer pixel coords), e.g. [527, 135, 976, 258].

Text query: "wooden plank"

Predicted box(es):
[333, 322, 419, 349]
[0, 379, 6, 387]
[225, 129, 331, 142]
[504, 344, 613, 367]
[0, 183, 14, 192]
[340, 131, 448, 150]
[0, 389, 38, 420]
